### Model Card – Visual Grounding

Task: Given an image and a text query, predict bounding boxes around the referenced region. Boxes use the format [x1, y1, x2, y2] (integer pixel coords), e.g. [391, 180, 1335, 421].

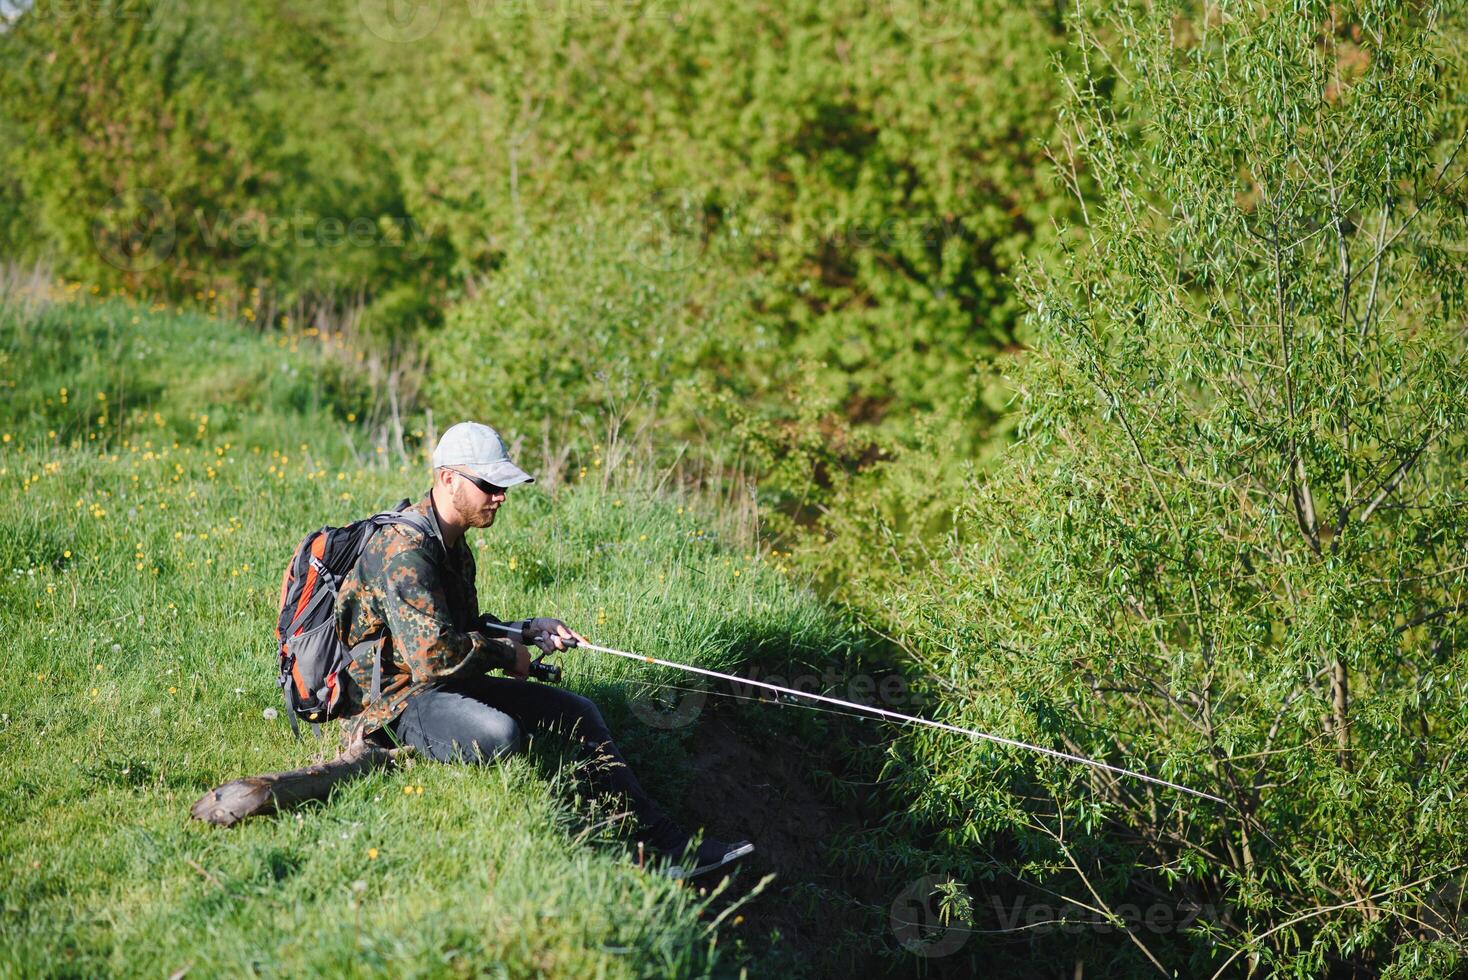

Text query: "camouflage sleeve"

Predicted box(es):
[459, 551, 516, 647]
[381, 546, 511, 682]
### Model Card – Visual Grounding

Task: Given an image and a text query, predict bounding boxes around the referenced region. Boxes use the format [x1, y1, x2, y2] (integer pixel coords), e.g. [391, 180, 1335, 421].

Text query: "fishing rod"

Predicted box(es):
[484, 622, 1226, 805]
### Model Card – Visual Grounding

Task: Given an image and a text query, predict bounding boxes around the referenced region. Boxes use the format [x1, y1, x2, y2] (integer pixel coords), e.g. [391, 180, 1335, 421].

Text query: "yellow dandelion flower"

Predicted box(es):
[368, 848, 379, 860]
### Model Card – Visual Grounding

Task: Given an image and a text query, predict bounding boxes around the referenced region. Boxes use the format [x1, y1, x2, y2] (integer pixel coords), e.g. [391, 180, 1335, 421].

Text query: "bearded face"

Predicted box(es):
[451, 474, 501, 528]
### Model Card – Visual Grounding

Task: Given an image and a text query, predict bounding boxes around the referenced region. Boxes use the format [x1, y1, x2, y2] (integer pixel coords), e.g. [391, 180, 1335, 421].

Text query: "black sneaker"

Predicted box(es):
[648, 833, 757, 880]
[671, 836, 755, 881]
[635, 832, 755, 881]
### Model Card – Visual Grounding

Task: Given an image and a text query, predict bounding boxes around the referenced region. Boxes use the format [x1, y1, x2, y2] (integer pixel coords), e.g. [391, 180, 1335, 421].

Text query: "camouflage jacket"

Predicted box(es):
[334, 489, 515, 746]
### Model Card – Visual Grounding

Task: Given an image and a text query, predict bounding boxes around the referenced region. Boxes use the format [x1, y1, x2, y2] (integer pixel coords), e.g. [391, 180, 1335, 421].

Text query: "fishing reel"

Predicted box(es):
[528, 649, 562, 684]
[479, 615, 567, 684]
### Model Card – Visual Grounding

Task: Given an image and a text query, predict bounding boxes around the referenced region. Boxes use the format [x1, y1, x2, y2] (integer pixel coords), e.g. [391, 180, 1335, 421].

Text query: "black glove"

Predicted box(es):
[514, 617, 578, 653]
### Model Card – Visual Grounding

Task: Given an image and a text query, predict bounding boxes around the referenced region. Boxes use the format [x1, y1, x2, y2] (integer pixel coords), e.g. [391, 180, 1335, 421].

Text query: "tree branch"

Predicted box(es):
[1355, 427, 1440, 528]
[1271, 219, 1320, 554]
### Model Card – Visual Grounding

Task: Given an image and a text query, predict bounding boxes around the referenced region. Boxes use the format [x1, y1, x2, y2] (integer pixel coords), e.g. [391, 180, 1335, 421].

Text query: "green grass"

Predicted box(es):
[0, 288, 867, 977]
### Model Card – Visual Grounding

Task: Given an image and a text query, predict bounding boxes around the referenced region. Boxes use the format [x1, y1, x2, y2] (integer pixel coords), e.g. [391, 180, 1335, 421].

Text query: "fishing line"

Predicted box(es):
[483, 624, 1226, 805]
[596, 674, 905, 727]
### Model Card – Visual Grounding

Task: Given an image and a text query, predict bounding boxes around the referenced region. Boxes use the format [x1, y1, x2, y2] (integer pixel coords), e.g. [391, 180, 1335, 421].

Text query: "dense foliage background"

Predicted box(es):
[0, 0, 1073, 530]
[859, 3, 1468, 975]
[4, 0, 1467, 975]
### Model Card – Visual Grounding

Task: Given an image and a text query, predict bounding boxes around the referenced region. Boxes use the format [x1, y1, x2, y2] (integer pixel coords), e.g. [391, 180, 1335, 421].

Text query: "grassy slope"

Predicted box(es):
[0, 287, 866, 977]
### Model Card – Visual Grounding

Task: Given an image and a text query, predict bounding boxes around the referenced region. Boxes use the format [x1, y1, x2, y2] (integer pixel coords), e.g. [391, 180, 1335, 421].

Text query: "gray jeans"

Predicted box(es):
[367, 675, 675, 836]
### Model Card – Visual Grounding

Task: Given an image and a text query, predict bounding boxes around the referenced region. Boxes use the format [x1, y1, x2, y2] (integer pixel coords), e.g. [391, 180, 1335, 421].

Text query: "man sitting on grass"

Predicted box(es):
[335, 420, 753, 880]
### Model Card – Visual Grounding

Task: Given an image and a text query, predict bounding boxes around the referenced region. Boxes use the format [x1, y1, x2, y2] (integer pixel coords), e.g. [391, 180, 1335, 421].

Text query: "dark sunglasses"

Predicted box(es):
[456, 470, 507, 497]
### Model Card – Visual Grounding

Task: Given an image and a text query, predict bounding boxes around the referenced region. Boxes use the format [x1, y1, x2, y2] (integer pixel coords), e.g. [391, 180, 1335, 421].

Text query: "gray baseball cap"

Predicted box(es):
[431, 421, 534, 488]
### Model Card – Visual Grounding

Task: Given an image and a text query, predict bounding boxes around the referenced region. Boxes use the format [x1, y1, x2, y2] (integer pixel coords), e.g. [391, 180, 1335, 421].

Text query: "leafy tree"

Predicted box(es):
[358, 0, 1071, 452]
[876, 1, 1468, 975]
[0, 0, 448, 330]
[418, 200, 764, 453]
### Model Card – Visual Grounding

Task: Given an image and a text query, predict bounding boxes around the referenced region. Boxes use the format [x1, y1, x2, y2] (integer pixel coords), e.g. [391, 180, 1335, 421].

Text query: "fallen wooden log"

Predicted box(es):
[191, 739, 413, 827]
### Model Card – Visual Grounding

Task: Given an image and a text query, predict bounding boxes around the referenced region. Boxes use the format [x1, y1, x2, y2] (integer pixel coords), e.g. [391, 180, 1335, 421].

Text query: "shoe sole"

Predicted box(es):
[665, 842, 755, 881]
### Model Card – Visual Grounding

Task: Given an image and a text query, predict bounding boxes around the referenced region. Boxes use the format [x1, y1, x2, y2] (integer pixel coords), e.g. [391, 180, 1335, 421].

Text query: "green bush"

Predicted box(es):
[360, 0, 1074, 452]
[0, 0, 449, 326]
[0, 0, 1079, 533]
[866, 2, 1468, 975]
[419, 202, 765, 451]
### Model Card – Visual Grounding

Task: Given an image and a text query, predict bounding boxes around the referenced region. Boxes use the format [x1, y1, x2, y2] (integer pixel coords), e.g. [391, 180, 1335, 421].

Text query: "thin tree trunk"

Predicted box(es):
[1331, 661, 1351, 769]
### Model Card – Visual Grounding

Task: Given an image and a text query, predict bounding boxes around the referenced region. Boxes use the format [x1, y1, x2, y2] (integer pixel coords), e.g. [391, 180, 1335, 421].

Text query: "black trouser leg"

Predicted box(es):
[375, 676, 678, 838]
